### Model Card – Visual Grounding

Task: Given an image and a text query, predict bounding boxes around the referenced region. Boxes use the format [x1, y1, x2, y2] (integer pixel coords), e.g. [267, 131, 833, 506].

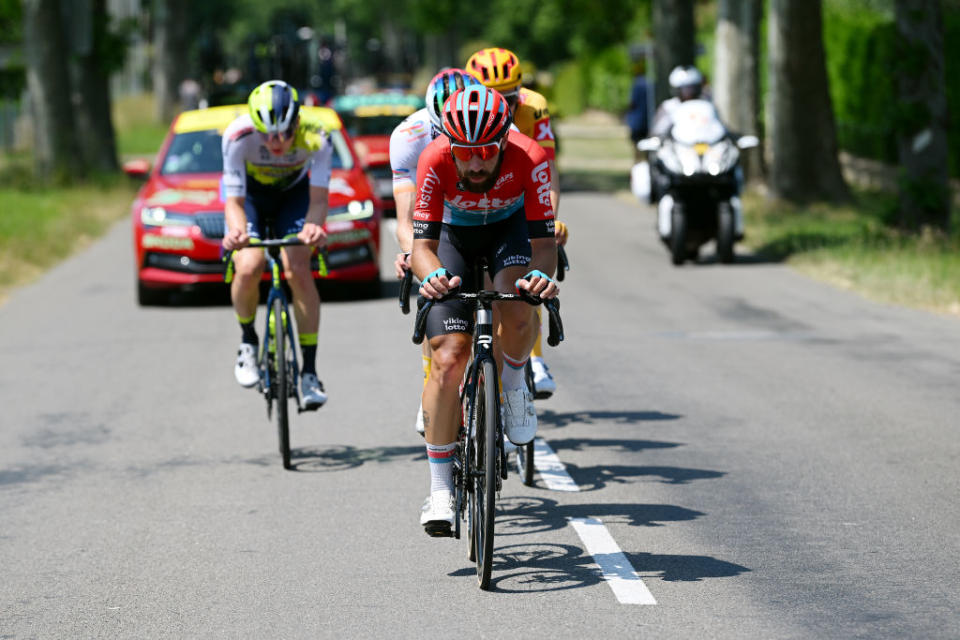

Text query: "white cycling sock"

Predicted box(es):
[501, 352, 528, 391]
[426, 442, 456, 494]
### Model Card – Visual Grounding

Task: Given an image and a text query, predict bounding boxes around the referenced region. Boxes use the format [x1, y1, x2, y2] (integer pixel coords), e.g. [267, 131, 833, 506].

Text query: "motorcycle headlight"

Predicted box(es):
[328, 199, 375, 221]
[703, 140, 740, 176]
[675, 144, 703, 176]
[140, 207, 195, 227]
[658, 144, 684, 175]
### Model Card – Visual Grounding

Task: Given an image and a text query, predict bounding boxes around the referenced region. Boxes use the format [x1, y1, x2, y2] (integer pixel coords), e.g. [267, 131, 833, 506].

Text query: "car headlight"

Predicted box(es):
[703, 139, 740, 176]
[328, 199, 375, 221]
[140, 207, 195, 227]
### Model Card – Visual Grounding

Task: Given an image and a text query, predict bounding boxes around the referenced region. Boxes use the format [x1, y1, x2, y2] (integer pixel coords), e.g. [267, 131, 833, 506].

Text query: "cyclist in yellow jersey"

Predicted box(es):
[466, 47, 569, 399]
[222, 80, 331, 409]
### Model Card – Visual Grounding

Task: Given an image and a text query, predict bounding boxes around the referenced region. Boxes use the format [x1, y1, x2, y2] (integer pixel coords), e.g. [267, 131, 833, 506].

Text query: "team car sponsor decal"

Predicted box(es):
[146, 189, 219, 207]
[531, 161, 552, 206]
[142, 235, 196, 250]
[329, 177, 356, 197]
[327, 228, 373, 245]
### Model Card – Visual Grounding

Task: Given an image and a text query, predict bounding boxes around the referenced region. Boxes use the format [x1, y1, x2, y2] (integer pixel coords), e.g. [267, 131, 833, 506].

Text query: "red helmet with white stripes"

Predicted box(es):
[440, 85, 512, 146]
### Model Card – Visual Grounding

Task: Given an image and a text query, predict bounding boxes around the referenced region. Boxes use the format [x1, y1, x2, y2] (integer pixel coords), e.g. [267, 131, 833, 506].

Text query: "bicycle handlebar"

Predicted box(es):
[556, 244, 570, 282]
[411, 290, 563, 347]
[400, 245, 569, 313]
[222, 238, 329, 282]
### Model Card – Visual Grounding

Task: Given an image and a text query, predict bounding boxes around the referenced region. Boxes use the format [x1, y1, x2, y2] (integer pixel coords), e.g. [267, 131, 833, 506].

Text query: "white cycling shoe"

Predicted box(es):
[531, 357, 556, 399]
[234, 343, 260, 388]
[300, 373, 327, 410]
[502, 388, 537, 445]
[420, 490, 454, 537]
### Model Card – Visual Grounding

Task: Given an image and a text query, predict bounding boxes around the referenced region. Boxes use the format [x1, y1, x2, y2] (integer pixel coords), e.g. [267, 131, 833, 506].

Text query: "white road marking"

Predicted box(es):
[533, 438, 580, 492]
[569, 517, 658, 605]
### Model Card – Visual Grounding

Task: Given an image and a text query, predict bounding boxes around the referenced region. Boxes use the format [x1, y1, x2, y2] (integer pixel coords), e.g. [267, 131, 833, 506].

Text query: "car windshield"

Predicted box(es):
[160, 129, 353, 175]
[339, 113, 409, 137]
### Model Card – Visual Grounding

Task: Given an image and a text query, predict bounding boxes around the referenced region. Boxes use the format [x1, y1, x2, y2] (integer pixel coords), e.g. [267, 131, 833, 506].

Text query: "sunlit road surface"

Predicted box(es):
[2, 190, 959, 638]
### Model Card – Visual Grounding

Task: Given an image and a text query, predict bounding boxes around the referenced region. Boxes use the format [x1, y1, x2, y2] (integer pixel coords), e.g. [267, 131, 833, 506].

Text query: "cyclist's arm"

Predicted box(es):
[306, 186, 329, 226]
[411, 238, 461, 299]
[223, 196, 248, 250]
[394, 188, 415, 254]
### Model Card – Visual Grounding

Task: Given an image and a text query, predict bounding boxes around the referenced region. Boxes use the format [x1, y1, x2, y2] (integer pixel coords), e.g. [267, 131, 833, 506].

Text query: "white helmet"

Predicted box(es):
[668, 65, 703, 99]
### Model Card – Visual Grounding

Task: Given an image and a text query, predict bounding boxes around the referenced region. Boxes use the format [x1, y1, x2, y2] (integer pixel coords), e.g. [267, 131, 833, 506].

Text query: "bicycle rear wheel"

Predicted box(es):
[470, 359, 498, 589]
[272, 297, 292, 470]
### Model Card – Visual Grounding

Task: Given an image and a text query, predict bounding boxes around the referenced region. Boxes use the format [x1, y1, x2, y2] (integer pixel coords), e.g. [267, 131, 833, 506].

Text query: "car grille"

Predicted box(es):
[194, 212, 225, 239]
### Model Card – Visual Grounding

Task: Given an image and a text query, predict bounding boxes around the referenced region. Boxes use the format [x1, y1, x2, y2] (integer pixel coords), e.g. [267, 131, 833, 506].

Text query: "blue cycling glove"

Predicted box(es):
[515, 269, 553, 293]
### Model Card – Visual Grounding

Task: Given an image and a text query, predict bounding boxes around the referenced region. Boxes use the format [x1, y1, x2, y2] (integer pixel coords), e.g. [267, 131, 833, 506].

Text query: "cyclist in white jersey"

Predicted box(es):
[390, 68, 483, 435]
[221, 80, 332, 409]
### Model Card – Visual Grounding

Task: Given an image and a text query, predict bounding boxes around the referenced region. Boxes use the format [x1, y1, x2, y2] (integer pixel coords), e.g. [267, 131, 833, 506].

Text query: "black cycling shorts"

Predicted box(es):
[425, 209, 532, 339]
[242, 176, 309, 239]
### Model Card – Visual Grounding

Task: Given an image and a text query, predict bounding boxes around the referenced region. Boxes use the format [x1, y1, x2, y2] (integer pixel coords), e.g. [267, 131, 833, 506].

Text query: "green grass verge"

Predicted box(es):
[743, 190, 960, 315]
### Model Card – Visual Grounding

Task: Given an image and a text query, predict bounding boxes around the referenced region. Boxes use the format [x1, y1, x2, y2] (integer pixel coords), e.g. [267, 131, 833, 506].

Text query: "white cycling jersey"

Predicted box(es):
[389, 108, 435, 196]
[222, 113, 333, 198]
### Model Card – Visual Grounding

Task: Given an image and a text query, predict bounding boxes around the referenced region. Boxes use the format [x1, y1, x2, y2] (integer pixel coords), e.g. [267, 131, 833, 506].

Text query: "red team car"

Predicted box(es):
[330, 92, 425, 217]
[127, 105, 382, 305]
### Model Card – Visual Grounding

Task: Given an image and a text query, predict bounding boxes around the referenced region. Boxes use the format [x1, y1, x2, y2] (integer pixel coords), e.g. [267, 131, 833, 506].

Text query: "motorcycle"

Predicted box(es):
[637, 99, 758, 265]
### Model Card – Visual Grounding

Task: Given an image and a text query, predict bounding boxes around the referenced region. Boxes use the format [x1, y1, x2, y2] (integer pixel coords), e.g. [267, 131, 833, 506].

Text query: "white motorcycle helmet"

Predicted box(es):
[668, 65, 704, 101]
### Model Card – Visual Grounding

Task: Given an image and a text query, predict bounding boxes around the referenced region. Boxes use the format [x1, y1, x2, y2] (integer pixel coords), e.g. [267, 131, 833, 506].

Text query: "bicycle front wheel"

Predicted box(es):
[272, 297, 291, 470]
[471, 358, 498, 590]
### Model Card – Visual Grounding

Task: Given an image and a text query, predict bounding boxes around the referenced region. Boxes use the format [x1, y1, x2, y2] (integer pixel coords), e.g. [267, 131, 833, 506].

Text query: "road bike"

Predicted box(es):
[225, 237, 327, 470]
[401, 262, 564, 589]
[515, 244, 570, 486]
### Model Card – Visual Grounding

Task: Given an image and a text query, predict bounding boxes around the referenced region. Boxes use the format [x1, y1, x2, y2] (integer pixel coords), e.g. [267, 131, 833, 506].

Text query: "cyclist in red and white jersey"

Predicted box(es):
[410, 85, 557, 534]
[389, 69, 482, 436]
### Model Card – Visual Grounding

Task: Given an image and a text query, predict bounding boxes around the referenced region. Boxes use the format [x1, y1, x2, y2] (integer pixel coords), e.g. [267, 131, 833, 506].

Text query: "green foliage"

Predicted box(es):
[822, 4, 898, 164]
[744, 188, 960, 313]
[0, 0, 21, 43]
[823, 2, 960, 175]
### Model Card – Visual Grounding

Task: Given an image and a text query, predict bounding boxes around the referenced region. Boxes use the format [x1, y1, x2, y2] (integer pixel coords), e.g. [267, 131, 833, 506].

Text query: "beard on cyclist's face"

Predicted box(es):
[452, 141, 506, 193]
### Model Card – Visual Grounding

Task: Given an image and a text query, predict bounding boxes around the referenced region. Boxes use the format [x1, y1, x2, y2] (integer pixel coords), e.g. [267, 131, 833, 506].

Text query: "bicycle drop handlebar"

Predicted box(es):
[410, 290, 563, 347]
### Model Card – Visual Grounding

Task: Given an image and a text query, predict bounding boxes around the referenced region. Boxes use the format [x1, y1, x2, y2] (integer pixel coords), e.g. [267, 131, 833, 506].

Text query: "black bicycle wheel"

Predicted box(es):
[472, 359, 498, 589]
[273, 297, 292, 470]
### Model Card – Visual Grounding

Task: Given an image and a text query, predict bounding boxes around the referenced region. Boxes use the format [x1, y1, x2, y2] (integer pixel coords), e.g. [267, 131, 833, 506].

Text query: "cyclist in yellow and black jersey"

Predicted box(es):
[221, 80, 331, 409]
[466, 47, 569, 400]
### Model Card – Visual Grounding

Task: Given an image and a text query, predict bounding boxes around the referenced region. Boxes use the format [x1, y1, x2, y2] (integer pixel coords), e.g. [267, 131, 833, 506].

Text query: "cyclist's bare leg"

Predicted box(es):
[280, 245, 320, 336]
[422, 332, 471, 445]
[492, 265, 537, 373]
[231, 248, 266, 320]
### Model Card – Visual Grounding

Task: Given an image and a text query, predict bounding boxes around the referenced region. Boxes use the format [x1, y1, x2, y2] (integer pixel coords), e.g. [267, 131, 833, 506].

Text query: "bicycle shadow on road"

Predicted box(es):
[562, 462, 725, 492]
[537, 409, 682, 430]
[448, 496, 749, 592]
[284, 443, 423, 472]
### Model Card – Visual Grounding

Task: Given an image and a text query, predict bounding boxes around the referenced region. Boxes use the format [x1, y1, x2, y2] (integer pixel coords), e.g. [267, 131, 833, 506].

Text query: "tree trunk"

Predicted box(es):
[64, 0, 118, 172]
[714, 0, 762, 182]
[652, 0, 696, 105]
[152, 0, 189, 123]
[894, 0, 950, 232]
[767, 0, 848, 202]
[22, 0, 82, 180]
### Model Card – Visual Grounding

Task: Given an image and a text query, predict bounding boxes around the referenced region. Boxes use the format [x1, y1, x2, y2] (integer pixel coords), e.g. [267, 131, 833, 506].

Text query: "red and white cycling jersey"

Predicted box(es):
[413, 130, 555, 239]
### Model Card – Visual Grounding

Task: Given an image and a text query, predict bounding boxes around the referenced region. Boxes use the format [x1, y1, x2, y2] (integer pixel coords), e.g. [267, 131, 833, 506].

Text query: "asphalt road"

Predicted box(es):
[2, 190, 959, 639]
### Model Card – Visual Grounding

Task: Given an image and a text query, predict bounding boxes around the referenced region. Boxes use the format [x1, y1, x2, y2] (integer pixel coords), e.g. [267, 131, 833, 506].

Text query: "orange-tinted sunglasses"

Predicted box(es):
[450, 142, 501, 162]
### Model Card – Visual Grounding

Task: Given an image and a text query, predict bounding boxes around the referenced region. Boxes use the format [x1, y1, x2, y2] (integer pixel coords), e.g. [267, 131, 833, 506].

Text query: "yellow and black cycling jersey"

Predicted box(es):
[512, 88, 556, 161]
[221, 111, 333, 196]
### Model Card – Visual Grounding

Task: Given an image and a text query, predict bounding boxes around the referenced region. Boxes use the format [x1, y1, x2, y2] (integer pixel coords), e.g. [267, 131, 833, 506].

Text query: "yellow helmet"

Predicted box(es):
[466, 47, 522, 93]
